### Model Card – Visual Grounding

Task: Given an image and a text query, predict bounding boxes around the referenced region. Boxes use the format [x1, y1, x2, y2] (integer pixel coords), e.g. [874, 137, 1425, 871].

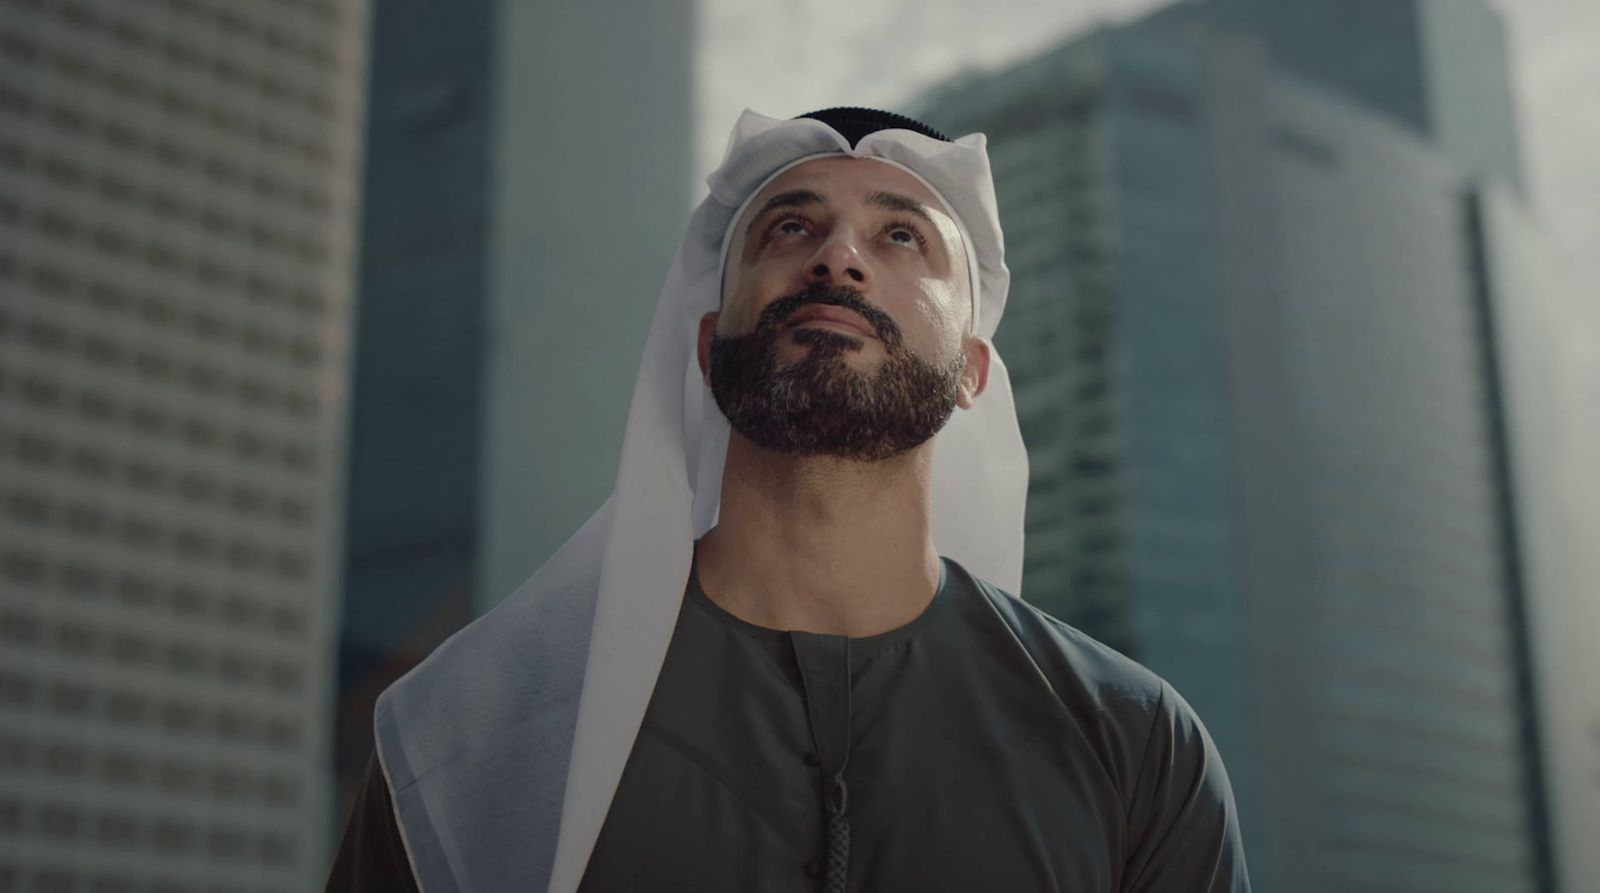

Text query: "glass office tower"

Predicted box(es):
[1206, 0, 1525, 189]
[336, 0, 493, 834]
[0, 0, 369, 890]
[336, 0, 693, 837]
[912, 1, 1556, 889]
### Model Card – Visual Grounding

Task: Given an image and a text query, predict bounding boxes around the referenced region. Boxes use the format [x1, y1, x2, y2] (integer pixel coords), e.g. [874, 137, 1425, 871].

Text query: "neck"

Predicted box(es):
[695, 432, 942, 638]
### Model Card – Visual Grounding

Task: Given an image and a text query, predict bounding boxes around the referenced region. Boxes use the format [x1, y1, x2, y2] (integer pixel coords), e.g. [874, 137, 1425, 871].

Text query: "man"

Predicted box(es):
[327, 107, 1251, 892]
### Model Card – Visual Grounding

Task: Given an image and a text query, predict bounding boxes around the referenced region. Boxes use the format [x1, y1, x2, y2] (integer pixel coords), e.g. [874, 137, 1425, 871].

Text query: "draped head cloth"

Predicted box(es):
[372, 107, 1029, 893]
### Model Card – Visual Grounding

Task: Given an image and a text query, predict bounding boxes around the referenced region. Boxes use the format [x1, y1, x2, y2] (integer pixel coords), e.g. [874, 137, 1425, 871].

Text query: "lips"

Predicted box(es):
[784, 305, 877, 340]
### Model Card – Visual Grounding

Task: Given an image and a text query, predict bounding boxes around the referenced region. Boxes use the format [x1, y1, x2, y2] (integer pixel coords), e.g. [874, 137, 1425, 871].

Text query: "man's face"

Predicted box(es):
[696, 156, 989, 461]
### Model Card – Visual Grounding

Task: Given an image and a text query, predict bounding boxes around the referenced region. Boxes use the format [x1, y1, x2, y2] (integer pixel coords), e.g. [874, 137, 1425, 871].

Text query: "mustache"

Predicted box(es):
[753, 284, 903, 349]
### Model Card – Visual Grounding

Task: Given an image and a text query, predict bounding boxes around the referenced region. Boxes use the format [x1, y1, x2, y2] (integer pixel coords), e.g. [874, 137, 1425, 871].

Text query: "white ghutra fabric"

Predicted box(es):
[372, 109, 1028, 893]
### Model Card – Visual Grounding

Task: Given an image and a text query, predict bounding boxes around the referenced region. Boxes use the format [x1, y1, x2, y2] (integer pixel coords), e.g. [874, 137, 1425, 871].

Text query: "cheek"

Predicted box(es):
[911, 276, 969, 345]
[721, 266, 788, 333]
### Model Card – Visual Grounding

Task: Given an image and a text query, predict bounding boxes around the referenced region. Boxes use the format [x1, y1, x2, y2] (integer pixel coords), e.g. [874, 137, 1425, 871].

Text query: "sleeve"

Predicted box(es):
[1120, 680, 1252, 893]
[324, 751, 423, 893]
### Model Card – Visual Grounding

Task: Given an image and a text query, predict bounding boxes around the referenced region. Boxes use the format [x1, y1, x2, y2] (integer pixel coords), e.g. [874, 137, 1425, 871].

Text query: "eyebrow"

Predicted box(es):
[866, 190, 938, 230]
[741, 188, 940, 248]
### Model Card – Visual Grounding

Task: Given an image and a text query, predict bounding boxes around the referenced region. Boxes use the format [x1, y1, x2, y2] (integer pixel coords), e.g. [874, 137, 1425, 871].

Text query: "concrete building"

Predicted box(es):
[335, 0, 694, 832]
[912, 1, 1557, 889]
[0, 0, 368, 890]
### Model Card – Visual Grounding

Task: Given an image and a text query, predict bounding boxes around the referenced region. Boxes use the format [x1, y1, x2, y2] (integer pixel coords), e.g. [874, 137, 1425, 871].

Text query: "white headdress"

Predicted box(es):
[373, 108, 1029, 893]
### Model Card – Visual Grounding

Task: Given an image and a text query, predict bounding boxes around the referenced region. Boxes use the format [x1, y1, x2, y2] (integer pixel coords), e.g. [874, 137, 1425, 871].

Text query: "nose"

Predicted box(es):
[802, 229, 870, 290]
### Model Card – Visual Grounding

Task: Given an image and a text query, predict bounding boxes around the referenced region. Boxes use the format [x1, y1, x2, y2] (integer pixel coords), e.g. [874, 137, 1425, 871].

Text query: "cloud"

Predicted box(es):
[694, 0, 1171, 185]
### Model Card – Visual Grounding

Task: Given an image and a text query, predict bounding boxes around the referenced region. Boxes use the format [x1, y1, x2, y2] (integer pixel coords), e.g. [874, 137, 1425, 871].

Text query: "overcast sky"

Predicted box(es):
[696, 0, 1597, 336]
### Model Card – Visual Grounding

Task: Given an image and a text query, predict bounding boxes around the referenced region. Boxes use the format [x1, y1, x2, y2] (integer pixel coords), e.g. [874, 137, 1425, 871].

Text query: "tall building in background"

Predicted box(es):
[0, 0, 367, 891]
[912, 0, 1557, 889]
[336, 0, 693, 834]
[1206, 0, 1525, 190]
[334, 0, 493, 836]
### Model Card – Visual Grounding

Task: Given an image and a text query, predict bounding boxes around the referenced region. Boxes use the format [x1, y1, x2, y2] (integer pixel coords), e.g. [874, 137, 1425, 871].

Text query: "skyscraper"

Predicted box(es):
[0, 0, 368, 890]
[335, 0, 494, 837]
[912, 1, 1556, 889]
[336, 0, 694, 835]
[1205, 0, 1525, 189]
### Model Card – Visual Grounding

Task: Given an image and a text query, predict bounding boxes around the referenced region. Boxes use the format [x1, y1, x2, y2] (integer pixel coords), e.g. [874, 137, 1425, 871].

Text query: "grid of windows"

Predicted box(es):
[0, 370, 323, 482]
[0, 84, 334, 218]
[0, 139, 332, 266]
[0, 600, 310, 696]
[0, 800, 301, 865]
[0, 0, 362, 889]
[0, 1, 339, 154]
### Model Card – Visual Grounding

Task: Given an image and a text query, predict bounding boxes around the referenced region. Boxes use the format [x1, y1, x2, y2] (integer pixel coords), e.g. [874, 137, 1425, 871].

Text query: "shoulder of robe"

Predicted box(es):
[372, 570, 599, 790]
[952, 559, 1168, 731]
[953, 561, 1192, 807]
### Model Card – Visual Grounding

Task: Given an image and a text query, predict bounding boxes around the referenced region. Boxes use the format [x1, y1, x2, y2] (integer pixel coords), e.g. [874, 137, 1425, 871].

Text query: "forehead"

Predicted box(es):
[732, 156, 955, 240]
[756, 155, 943, 208]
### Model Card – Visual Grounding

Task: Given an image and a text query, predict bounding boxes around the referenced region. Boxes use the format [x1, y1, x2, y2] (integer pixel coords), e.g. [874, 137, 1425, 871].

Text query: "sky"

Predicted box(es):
[696, 0, 1600, 883]
[696, 0, 1597, 322]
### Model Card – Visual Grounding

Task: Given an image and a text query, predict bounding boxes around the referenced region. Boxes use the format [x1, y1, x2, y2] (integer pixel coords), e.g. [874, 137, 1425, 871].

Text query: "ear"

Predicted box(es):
[696, 311, 720, 385]
[956, 336, 991, 409]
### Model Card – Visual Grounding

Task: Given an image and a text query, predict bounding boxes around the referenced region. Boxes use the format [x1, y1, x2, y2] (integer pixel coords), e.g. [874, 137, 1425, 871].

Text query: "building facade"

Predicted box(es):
[0, 0, 369, 890]
[335, 0, 694, 836]
[335, 0, 493, 834]
[912, 1, 1556, 889]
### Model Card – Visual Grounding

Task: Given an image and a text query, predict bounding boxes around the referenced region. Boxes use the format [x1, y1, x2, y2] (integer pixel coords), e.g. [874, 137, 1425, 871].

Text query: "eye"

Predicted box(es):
[883, 220, 928, 252]
[768, 216, 811, 239]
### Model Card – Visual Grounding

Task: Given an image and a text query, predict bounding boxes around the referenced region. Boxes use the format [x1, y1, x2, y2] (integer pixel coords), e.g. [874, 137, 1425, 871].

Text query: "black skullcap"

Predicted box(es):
[796, 107, 951, 148]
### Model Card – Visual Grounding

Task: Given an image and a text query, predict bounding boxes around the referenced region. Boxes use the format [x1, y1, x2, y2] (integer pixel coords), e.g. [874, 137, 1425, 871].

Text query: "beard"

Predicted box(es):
[708, 284, 967, 461]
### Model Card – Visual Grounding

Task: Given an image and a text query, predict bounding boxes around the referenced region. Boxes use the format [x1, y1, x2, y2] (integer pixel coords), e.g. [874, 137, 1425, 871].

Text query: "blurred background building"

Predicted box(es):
[0, 0, 367, 891]
[2, 0, 1596, 891]
[910, 0, 1555, 889]
[334, 0, 692, 832]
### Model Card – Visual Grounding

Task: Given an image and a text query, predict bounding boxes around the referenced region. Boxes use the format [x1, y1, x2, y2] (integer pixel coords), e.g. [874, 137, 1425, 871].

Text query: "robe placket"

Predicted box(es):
[792, 632, 854, 893]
